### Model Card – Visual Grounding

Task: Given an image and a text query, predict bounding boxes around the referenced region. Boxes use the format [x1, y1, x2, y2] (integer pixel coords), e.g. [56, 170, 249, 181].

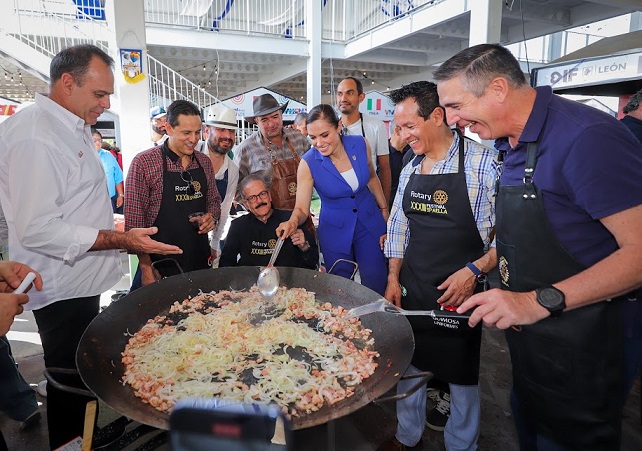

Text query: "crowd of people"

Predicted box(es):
[0, 41, 640, 451]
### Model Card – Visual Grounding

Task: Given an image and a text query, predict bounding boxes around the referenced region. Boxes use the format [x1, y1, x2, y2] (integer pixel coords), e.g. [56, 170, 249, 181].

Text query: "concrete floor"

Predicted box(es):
[1, 257, 641, 450]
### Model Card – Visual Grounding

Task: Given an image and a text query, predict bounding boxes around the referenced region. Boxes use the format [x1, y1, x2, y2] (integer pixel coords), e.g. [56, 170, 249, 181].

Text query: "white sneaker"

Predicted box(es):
[35, 380, 47, 397]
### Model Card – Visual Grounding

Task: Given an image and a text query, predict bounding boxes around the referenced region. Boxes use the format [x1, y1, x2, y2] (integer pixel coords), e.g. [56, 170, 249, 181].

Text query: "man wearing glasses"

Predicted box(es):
[126, 100, 222, 289]
[219, 172, 318, 269]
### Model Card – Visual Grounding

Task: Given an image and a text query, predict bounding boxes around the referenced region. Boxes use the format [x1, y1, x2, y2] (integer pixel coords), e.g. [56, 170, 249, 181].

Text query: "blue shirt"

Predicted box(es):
[98, 149, 123, 197]
[495, 86, 642, 268]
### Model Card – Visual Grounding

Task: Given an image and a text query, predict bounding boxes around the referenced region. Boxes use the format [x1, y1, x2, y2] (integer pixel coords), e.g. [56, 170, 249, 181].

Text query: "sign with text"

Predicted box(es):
[534, 51, 642, 90]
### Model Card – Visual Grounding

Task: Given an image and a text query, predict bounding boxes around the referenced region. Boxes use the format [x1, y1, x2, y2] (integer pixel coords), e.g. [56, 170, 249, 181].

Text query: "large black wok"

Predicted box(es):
[76, 266, 414, 430]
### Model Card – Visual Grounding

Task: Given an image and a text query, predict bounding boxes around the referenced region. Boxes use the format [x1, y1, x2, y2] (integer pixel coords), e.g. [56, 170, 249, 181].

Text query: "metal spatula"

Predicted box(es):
[345, 299, 471, 320]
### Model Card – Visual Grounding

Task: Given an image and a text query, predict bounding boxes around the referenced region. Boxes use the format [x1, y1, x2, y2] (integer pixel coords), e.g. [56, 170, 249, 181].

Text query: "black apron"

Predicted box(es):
[150, 149, 210, 278]
[400, 132, 484, 384]
[497, 142, 624, 449]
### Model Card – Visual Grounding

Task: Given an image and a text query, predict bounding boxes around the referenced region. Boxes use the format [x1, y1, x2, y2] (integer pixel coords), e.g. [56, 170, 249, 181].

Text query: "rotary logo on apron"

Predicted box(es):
[250, 239, 276, 256]
[409, 188, 449, 214]
[175, 182, 203, 202]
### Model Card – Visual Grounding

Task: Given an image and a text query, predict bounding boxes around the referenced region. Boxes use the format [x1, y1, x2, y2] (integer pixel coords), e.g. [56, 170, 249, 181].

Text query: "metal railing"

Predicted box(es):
[143, 0, 449, 41]
[144, 0, 307, 38]
[322, 0, 448, 41]
[147, 54, 220, 110]
[10, 0, 110, 58]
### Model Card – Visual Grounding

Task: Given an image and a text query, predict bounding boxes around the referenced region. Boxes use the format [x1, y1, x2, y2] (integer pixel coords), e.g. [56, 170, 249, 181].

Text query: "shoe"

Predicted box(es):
[35, 380, 47, 397]
[376, 437, 421, 451]
[426, 391, 450, 431]
[19, 409, 41, 431]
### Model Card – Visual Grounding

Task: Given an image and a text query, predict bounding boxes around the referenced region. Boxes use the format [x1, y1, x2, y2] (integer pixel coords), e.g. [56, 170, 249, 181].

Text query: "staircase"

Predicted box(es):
[0, 0, 219, 111]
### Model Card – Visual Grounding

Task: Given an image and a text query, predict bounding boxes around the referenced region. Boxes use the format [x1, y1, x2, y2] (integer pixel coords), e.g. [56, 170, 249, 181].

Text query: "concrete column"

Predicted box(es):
[104, 0, 151, 175]
[467, 0, 502, 146]
[469, 0, 502, 46]
[306, 0, 322, 109]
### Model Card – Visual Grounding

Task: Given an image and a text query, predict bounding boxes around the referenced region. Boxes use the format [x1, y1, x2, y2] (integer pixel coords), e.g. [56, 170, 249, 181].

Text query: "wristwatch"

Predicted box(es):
[535, 286, 566, 317]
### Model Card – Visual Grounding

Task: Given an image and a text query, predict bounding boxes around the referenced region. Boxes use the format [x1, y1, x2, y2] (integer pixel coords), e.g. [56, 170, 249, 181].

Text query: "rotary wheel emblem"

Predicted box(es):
[499, 256, 510, 287]
[268, 239, 276, 249]
[192, 181, 201, 192]
[288, 182, 297, 195]
[433, 189, 448, 205]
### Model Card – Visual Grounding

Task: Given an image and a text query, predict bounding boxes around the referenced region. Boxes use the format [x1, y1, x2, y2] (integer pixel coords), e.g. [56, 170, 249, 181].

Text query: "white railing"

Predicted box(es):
[144, 0, 448, 41]
[322, 0, 448, 41]
[147, 54, 221, 110]
[145, 0, 307, 38]
[11, 0, 109, 58]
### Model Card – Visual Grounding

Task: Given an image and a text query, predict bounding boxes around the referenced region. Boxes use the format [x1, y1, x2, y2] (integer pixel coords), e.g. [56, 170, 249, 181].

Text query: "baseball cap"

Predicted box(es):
[150, 106, 167, 120]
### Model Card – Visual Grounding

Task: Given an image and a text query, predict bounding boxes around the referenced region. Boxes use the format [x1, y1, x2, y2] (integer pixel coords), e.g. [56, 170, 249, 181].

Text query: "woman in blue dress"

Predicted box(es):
[277, 104, 388, 295]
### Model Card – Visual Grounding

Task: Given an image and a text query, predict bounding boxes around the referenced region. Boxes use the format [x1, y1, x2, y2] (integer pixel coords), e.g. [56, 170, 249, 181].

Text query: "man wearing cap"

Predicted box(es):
[150, 105, 169, 147]
[126, 100, 221, 289]
[199, 103, 240, 259]
[235, 93, 310, 210]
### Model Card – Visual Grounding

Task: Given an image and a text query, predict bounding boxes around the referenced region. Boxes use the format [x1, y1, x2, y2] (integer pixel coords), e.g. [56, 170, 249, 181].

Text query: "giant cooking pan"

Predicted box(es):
[76, 266, 415, 430]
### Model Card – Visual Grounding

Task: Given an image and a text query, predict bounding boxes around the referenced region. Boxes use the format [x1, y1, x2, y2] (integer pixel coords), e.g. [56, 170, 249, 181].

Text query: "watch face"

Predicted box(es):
[538, 287, 564, 309]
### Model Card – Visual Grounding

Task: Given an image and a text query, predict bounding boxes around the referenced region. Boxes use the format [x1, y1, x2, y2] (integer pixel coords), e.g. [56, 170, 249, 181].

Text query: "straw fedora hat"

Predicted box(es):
[244, 94, 288, 122]
[205, 103, 238, 130]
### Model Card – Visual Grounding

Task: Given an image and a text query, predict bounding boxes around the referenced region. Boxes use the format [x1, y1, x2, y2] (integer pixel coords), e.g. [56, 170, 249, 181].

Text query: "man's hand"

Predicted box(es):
[141, 269, 158, 287]
[379, 234, 387, 250]
[436, 266, 477, 308]
[116, 196, 124, 208]
[0, 293, 29, 335]
[458, 288, 550, 329]
[197, 213, 216, 234]
[384, 280, 403, 308]
[128, 228, 183, 254]
[0, 261, 43, 294]
[290, 229, 307, 249]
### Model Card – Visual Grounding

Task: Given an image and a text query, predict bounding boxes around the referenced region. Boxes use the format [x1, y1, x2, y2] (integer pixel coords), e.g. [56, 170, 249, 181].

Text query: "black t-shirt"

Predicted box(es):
[219, 209, 319, 269]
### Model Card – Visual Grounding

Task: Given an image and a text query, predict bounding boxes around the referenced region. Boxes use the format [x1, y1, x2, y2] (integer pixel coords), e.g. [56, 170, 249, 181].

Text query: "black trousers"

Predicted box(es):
[33, 295, 100, 450]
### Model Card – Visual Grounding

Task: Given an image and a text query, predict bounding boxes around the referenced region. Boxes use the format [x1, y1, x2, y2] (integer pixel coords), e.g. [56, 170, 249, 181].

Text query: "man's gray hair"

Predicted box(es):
[237, 171, 273, 201]
[433, 44, 527, 97]
[623, 89, 642, 114]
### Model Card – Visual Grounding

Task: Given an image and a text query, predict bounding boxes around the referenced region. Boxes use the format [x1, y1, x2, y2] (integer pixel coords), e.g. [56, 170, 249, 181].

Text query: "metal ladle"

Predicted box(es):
[257, 235, 285, 299]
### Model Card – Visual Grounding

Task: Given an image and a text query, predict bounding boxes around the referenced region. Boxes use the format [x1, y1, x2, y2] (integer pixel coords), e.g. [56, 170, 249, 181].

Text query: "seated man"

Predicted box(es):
[220, 173, 318, 269]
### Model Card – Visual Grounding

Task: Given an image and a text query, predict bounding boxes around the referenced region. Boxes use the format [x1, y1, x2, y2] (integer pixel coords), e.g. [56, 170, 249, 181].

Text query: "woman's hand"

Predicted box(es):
[276, 219, 299, 239]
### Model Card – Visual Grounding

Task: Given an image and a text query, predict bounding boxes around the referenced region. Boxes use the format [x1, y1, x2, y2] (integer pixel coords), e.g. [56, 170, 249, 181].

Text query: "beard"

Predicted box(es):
[208, 139, 232, 155]
[152, 125, 166, 135]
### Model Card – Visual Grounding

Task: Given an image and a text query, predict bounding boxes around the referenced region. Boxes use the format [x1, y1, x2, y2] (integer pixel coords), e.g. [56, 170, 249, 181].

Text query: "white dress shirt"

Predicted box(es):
[0, 93, 122, 309]
[344, 114, 389, 170]
[199, 142, 239, 252]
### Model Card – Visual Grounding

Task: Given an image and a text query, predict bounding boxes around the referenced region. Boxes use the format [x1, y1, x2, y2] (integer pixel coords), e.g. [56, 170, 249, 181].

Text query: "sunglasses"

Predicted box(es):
[181, 170, 196, 196]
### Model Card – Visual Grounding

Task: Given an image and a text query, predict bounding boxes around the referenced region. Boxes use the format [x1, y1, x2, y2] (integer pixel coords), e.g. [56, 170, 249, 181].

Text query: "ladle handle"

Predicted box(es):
[267, 235, 285, 268]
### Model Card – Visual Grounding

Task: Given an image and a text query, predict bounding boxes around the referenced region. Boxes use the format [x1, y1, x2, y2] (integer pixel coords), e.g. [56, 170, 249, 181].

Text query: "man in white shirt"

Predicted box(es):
[0, 44, 182, 449]
[336, 77, 392, 205]
[200, 103, 240, 260]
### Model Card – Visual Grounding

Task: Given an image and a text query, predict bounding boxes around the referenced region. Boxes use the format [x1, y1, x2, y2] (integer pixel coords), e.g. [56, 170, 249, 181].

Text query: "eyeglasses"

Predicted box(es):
[181, 170, 196, 196]
[245, 190, 269, 203]
[341, 124, 349, 136]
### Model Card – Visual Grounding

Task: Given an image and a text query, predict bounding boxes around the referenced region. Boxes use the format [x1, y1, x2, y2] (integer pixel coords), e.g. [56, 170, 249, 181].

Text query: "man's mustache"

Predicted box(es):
[256, 202, 268, 208]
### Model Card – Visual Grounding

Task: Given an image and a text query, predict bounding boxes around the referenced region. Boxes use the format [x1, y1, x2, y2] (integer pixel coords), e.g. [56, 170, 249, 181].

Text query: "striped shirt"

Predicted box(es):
[384, 132, 500, 259]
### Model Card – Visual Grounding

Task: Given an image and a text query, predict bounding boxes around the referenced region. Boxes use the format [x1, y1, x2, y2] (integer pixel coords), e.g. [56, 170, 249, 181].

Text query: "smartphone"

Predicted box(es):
[169, 399, 290, 451]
